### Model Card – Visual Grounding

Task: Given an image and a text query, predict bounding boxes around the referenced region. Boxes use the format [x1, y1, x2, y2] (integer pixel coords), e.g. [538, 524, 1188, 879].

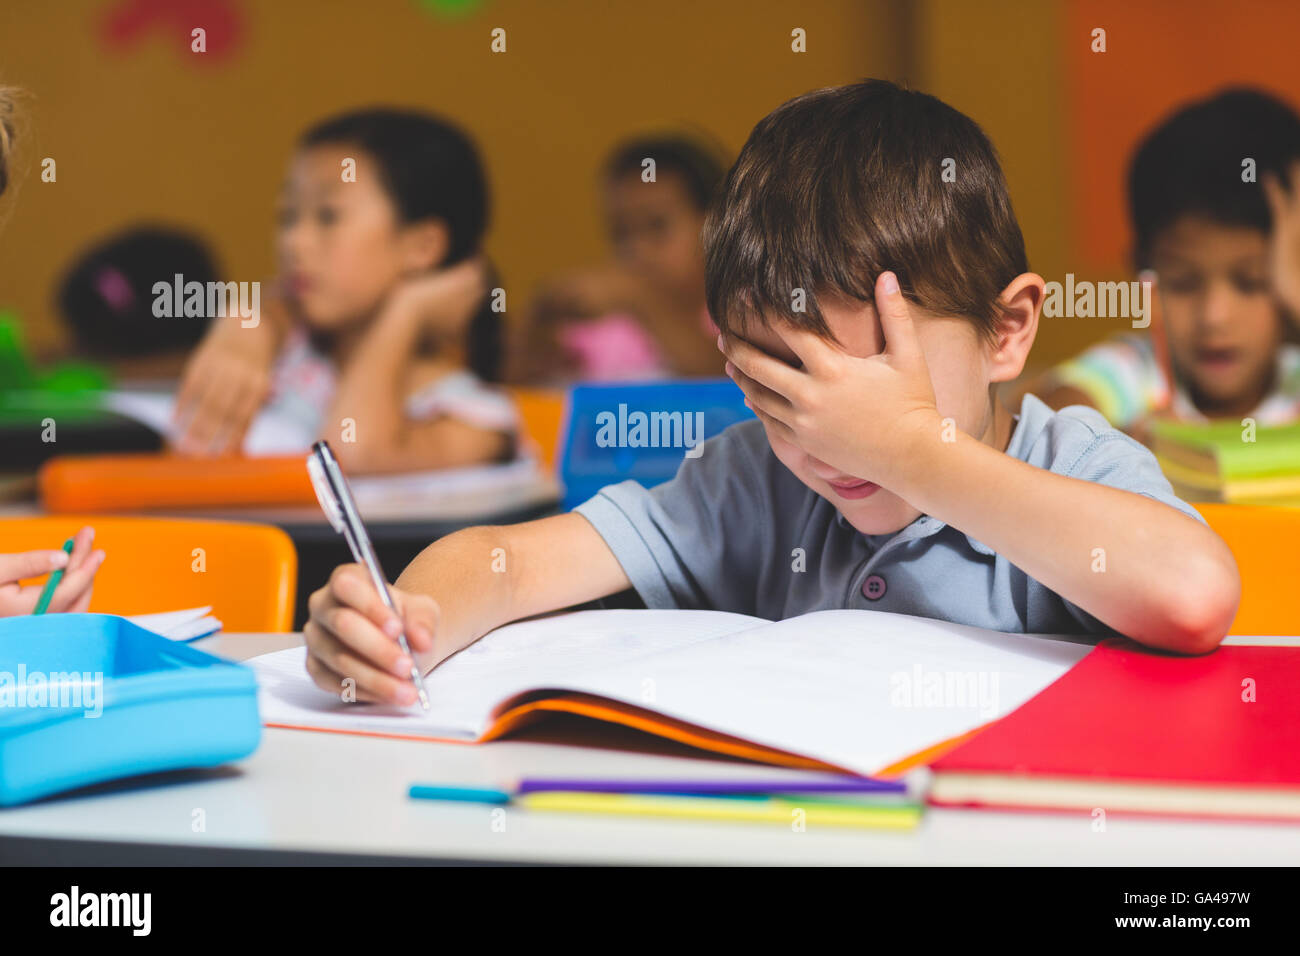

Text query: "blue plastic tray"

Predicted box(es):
[559, 379, 755, 509]
[0, 613, 261, 806]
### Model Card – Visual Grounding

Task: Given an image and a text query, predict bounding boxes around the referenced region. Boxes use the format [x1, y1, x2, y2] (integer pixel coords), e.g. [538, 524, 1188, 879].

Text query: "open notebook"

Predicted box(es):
[252, 609, 1093, 777]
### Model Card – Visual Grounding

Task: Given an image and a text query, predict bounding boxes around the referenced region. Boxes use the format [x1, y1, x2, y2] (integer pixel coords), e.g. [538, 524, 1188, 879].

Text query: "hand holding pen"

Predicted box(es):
[306, 441, 432, 710]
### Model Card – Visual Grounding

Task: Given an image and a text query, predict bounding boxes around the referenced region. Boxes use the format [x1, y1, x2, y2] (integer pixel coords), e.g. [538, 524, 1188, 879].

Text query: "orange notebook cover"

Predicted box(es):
[929, 639, 1300, 821]
[39, 453, 315, 512]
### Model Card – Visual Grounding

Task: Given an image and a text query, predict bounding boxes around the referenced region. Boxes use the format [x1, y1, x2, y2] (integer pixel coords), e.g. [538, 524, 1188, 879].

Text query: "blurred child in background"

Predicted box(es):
[174, 108, 516, 474]
[58, 226, 216, 381]
[1034, 89, 1300, 442]
[511, 133, 727, 383]
[0, 85, 102, 614]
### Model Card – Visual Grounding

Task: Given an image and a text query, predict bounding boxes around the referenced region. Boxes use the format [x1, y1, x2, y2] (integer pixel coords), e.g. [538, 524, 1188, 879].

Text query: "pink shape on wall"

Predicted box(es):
[100, 0, 245, 63]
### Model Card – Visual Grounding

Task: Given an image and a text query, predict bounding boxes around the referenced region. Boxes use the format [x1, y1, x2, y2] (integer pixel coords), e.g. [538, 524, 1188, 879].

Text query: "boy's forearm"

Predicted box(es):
[393, 513, 632, 652]
[394, 525, 515, 649]
[888, 423, 1240, 652]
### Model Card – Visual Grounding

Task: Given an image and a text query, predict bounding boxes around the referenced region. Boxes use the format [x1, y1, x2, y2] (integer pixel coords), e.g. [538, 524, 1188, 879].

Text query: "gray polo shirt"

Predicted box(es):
[573, 392, 1205, 636]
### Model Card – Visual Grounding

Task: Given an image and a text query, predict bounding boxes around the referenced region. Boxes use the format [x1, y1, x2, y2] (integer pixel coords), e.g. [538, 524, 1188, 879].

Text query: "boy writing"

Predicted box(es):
[304, 80, 1240, 706]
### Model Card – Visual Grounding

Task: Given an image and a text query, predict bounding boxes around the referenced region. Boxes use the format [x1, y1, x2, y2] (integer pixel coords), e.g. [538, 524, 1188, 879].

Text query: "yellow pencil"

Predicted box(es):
[516, 791, 923, 830]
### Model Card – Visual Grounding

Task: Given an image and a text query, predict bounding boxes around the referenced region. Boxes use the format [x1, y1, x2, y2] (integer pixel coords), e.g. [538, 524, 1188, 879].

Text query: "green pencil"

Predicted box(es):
[32, 539, 75, 615]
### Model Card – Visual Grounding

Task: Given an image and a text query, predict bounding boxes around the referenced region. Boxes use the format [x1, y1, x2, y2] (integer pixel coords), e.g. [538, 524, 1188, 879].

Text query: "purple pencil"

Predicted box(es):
[515, 776, 913, 797]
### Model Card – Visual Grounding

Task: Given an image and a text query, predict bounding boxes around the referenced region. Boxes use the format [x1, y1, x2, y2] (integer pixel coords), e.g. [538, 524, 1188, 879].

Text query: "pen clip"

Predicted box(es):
[306, 451, 346, 534]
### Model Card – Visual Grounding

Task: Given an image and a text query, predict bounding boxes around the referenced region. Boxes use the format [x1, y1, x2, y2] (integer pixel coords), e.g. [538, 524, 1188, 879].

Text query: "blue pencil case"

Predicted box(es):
[0, 613, 261, 806]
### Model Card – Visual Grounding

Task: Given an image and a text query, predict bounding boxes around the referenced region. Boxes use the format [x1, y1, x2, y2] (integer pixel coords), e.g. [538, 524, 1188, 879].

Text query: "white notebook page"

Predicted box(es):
[253, 609, 768, 740]
[250, 608, 1093, 774]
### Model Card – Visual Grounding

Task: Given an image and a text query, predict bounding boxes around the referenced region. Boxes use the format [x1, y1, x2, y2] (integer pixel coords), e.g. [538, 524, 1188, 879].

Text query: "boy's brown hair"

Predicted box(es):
[704, 79, 1028, 344]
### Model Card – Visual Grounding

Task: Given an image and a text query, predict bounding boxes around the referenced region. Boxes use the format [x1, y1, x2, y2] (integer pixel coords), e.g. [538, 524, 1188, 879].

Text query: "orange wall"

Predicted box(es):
[0, 0, 902, 354]
[916, 0, 1072, 370]
[917, 0, 1300, 372]
[1065, 0, 1300, 274]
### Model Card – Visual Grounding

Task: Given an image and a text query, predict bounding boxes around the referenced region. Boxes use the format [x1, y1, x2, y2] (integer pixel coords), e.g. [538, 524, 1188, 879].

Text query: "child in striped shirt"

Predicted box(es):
[1037, 89, 1300, 441]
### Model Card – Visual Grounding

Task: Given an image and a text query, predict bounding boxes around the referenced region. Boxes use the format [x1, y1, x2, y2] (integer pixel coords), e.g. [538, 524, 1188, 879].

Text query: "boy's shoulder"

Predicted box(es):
[1016, 388, 1131, 445]
[1013, 392, 1202, 521]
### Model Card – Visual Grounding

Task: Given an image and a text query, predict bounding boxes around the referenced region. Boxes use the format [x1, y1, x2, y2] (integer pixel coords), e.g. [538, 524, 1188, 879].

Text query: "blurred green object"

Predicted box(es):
[0, 310, 112, 423]
[0, 311, 36, 390]
[36, 361, 110, 394]
[416, 0, 485, 17]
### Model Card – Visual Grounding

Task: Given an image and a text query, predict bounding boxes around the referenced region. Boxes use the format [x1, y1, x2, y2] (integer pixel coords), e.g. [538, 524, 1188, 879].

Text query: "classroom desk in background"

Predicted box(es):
[0, 410, 161, 472]
[1, 632, 1298, 866]
[0, 474, 563, 629]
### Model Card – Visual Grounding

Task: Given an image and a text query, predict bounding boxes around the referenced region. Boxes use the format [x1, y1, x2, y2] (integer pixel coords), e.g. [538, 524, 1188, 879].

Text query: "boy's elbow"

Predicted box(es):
[1155, 547, 1241, 655]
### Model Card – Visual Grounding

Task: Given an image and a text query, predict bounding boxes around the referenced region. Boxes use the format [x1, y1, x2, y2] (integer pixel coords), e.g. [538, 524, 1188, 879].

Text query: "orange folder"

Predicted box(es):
[39, 453, 315, 512]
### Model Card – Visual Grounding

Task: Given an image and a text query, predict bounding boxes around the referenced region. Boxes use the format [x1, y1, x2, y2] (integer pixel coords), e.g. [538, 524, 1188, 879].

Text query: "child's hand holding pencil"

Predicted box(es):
[0, 525, 104, 617]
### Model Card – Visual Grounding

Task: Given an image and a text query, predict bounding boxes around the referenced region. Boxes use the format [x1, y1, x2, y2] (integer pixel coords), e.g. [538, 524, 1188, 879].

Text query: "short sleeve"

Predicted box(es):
[1058, 425, 1205, 525]
[572, 421, 771, 614]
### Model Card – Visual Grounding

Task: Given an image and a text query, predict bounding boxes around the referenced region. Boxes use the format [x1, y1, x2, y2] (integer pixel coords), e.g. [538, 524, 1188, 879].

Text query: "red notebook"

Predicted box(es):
[929, 639, 1300, 822]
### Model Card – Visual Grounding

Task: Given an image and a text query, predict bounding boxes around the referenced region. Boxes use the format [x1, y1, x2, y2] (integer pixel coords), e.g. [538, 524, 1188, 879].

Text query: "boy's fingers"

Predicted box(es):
[316, 604, 414, 678]
[725, 360, 793, 421]
[304, 647, 406, 704]
[391, 590, 439, 653]
[0, 549, 70, 585]
[875, 271, 924, 364]
[329, 565, 403, 635]
[746, 399, 797, 446]
[776, 325, 838, 376]
[304, 622, 416, 705]
[717, 333, 801, 397]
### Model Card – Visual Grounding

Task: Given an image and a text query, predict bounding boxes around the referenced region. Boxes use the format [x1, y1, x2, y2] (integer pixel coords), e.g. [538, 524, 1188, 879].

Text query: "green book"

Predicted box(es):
[1151, 420, 1300, 480]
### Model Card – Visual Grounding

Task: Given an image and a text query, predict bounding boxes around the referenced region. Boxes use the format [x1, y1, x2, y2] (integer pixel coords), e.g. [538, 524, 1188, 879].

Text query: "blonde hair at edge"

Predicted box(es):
[0, 86, 19, 199]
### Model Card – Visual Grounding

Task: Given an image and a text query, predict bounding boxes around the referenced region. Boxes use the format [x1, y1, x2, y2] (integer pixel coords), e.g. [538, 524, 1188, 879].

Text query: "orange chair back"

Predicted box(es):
[505, 386, 566, 473]
[2, 515, 296, 632]
[1196, 503, 1300, 636]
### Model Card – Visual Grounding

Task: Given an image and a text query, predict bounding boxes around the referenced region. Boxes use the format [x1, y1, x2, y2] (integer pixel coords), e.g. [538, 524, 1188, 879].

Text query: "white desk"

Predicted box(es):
[2, 633, 1298, 865]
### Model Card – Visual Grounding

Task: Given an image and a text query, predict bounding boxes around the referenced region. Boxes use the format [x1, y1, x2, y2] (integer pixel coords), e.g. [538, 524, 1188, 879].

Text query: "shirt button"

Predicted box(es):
[862, 574, 887, 600]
